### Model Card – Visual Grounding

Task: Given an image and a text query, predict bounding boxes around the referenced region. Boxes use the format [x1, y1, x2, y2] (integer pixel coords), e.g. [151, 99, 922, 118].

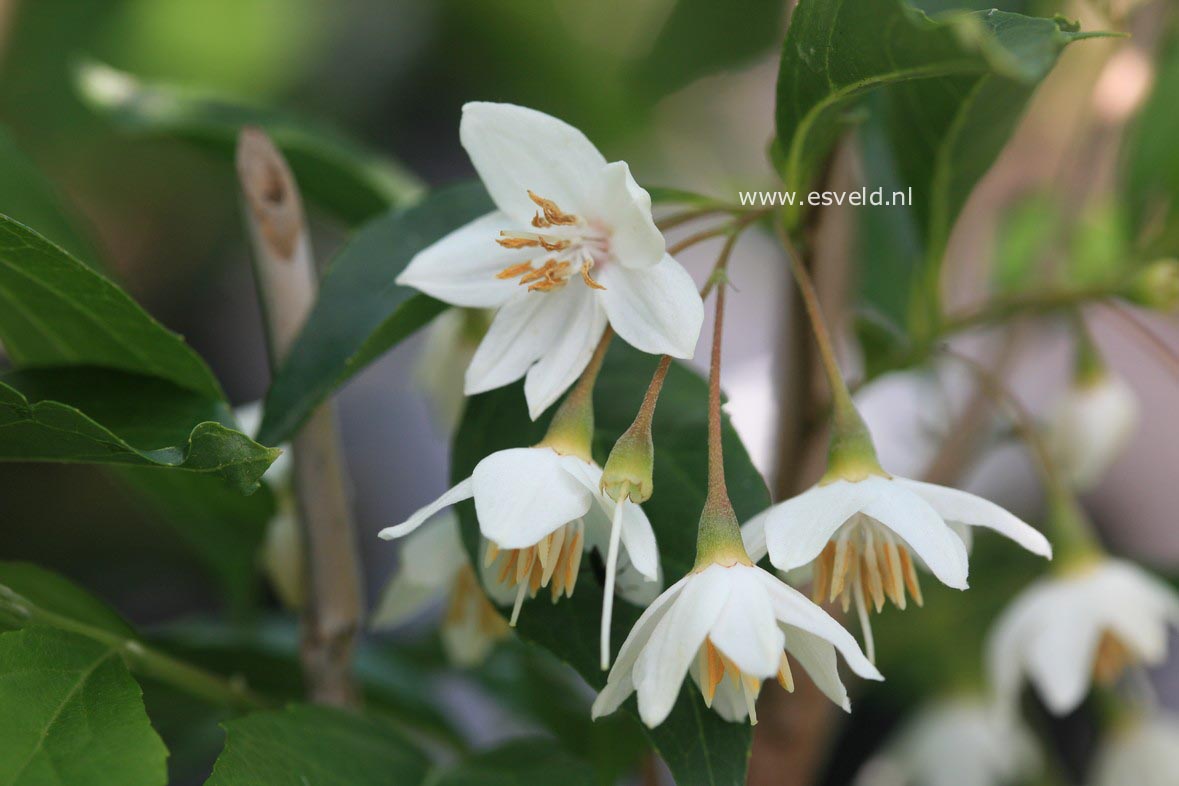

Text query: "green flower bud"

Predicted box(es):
[600, 423, 654, 502]
[1121, 259, 1179, 311]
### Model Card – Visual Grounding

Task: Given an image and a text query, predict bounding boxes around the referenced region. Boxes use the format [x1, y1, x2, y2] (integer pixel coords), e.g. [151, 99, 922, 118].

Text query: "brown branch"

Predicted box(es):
[237, 128, 363, 707]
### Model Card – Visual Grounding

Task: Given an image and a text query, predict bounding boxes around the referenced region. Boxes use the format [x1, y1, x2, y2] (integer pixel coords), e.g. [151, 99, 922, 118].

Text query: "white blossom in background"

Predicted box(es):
[987, 558, 1179, 716]
[413, 308, 491, 434]
[1089, 713, 1179, 786]
[397, 102, 704, 420]
[371, 511, 509, 667]
[853, 697, 1040, 786]
[378, 446, 660, 626]
[592, 559, 881, 728]
[1047, 371, 1138, 491]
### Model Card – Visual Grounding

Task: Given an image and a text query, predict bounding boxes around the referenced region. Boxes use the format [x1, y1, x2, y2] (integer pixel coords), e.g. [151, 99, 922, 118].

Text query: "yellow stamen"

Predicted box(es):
[496, 261, 535, 279]
[1094, 631, 1133, 684]
[899, 547, 923, 607]
[776, 652, 795, 693]
[528, 190, 579, 227]
[580, 259, 606, 290]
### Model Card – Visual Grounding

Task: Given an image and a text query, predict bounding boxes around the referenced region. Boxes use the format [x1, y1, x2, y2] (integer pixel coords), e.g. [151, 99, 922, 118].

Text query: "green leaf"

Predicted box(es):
[109, 468, 274, 617]
[258, 182, 493, 445]
[205, 704, 430, 786]
[0, 627, 168, 786]
[454, 345, 765, 786]
[433, 738, 596, 786]
[1122, 33, 1179, 257]
[0, 562, 132, 637]
[0, 214, 223, 399]
[75, 62, 423, 227]
[0, 126, 99, 267]
[0, 368, 279, 494]
[775, 1, 1099, 237]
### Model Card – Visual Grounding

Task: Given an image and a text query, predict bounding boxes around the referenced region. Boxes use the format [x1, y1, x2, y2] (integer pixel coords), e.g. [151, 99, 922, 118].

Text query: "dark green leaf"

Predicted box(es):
[0, 214, 223, 399]
[1122, 33, 1179, 257]
[0, 126, 99, 266]
[258, 182, 492, 445]
[0, 368, 279, 494]
[433, 738, 596, 786]
[454, 345, 766, 786]
[0, 627, 168, 786]
[75, 62, 422, 227]
[205, 704, 430, 786]
[0, 562, 132, 637]
[776, 0, 1100, 237]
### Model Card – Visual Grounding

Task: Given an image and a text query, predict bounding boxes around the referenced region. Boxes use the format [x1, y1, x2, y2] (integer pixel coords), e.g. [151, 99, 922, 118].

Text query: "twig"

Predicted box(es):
[237, 127, 363, 707]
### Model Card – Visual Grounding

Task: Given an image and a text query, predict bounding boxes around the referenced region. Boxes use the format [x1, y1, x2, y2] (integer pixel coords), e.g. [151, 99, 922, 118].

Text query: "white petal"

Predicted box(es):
[894, 478, 1051, 559]
[741, 509, 769, 563]
[862, 480, 970, 590]
[460, 102, 606, 225]
[634, 565, 732, 727]
[753, 568, 882, 681]
[1025, 599, 1104, 714]
[762, 480, 878, 572]
[591, 161, 664, 269]
[472, 448, 592, 549]
[523, 291, 607, 419]
[1048, 374, 1138, 491]
[592, 574, 691, 719]
[596, 253, 703, 359]
[378, 478, 474, 540]
[396, 212, 529, 307]
[707, 566, 784, 678]
[464, 288, 571, 395]
[782, 625, 850, 711]
[689, 659, 749, 722]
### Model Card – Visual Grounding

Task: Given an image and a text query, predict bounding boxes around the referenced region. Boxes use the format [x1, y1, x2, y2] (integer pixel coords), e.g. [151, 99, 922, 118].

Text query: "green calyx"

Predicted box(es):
[1046, 489, 1104, 573]
[600, 422, 654, 503]
[537, 388, 594, 463]
[820, 396, 888, 484]
[1120, 259, 1179, 311]
[693, 495, 752, 571]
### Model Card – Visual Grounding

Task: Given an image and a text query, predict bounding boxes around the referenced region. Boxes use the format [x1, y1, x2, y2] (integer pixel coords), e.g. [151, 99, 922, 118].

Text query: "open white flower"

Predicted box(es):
[746, 469, 1050, 659]
[378, 445, 660, 626]
[854, 697, 1040, 786]
[987, 557, 1179, 716]
[397, 102, 704, 419]
[371, 511, 509, 667]
[1047, 371, 1138, 491]
[592, 560, 881, 728]
[1090, 712, 1179, 786]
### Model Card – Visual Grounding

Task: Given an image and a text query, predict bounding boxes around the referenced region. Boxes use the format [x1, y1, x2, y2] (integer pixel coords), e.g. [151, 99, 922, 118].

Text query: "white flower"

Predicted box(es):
[746, 472, 1051, 659]
[986, 557, 1179, 716]
[854, 698, 1040, 786]
[397, 102, 704, 419]
[371, 511, 509, 667]
[591, 561, 881, 728]
[1047, 371, 1138, 491]
[1090, 713, 1179, 786]
[413, 308, 491, 434]
[378, 445, 660, 627]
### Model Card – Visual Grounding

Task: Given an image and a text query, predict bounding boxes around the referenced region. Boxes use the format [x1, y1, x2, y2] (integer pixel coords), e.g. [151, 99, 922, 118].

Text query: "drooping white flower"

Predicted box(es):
[397, 102, 704, 419]
[592, 559, 881, 728]
[1089, 713, 1179, 786]
[413, 308, 492, 434]
[371, 511, 509, 667]
[746, 469, 1051, 659]
[987, 557, 1179, 716]
[853, 697, 1040, 786]
[378, 445, 660, 627]
[1047, 370, 1138, 491]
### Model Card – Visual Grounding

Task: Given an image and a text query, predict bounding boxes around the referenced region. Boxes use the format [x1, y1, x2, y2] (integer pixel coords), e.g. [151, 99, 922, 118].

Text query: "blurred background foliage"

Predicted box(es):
[1, 0, 1178, 784]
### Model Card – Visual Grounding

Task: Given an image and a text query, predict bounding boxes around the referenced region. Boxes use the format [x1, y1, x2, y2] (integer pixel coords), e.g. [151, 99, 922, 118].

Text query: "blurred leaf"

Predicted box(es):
[0, 368, 278, 494]
[473, 641, 647, 784]
[0, 127, 100, 267]
[75, 61, 423, 227]
[150, 618, 464, 748]
[0, 214, 223, 399]
[0, 627, 168, 786]
[991, 193, 1060, 293]
[110, 468, 274, 616]
[454, 345, 767, 786]
[0, 562, 133, 637]
[258, 182, 492, 445]
[1066, 200, 1132, 286]
[433, 738, 596, 786]
[205, 704, 430, 786]
[775, 0, 1100, 237]
[1122, 33, 1179, 257]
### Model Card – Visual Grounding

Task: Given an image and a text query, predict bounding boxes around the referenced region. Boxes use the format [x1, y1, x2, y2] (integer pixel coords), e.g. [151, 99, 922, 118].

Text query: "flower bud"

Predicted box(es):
[261, 495, 306, 610]
[1121, 259, 1179, 311]
[600, 423, 654, 502]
